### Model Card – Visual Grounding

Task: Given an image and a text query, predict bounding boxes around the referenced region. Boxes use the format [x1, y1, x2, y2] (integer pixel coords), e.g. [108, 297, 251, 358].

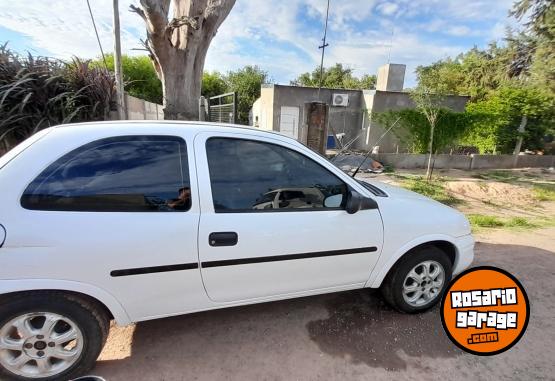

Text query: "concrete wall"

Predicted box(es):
[470, 154, 555, 169]
[333, 153, 554, 170]
[373, 153, 473, 170]
[379, 153, 552, 169]
[376, 64, 406, 92]
[124, 94, 164, 120]
[252, 85, 274, 131]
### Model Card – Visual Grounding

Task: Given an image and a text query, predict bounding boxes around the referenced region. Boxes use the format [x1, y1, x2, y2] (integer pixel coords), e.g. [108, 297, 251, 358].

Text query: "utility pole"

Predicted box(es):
[317, 0, 330, 101]
[112, 0, 126, 119]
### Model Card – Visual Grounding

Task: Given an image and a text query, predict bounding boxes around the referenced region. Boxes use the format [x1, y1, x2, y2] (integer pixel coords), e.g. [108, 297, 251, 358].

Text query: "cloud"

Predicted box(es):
[446, 26, 472, 37]
[0, 0, 144, 59]
[377, 2, 399, 16]
[0, 0, 520, 88]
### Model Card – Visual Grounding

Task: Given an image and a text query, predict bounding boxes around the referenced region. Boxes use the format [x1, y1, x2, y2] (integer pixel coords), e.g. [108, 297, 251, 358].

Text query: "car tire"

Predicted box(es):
[0, 292, 109, 381]
[381, 245, 452, 313]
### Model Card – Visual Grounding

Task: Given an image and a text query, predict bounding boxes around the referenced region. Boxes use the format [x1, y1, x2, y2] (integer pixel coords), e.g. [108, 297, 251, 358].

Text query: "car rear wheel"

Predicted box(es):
[0, 293, 109, 381]
[381, 246, 452, 313]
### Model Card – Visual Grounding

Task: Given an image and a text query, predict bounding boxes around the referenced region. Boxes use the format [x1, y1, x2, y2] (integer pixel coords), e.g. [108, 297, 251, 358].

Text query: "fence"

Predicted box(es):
[208, 92, 237, 123]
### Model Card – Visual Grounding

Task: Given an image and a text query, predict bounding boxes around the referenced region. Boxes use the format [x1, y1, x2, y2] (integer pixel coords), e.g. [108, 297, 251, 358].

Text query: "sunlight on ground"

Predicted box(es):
[98, 323, 136, 361]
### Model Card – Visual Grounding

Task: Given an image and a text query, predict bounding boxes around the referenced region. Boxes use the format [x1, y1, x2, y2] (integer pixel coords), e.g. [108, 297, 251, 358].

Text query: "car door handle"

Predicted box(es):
[209, 232, 238, 247]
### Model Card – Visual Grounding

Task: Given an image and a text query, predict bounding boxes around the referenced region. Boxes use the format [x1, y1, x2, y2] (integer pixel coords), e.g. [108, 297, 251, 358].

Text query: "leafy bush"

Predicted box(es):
[373, 108, 470, 154]
[91, 54, 162, 104]
[463, 87, 554, 153]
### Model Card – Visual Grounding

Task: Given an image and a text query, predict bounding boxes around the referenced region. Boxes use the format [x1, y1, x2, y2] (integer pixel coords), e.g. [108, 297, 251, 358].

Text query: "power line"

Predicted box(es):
[86, 0, 108, 68]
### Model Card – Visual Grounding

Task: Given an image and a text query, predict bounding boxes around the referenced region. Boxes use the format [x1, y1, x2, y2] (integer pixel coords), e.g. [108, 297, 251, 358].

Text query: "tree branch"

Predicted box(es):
[129, 4, 146, 21]
[165, 15, 200, 41]
[130, 0, 170, 37]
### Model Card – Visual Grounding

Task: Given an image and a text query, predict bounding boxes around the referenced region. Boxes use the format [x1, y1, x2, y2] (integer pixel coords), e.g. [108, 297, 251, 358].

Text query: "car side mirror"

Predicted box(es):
[345, 190, 363, 214]
[345, 189, 378, 214]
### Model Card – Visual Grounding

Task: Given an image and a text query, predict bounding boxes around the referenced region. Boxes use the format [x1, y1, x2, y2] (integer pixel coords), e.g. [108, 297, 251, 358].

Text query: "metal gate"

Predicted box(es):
[208, 92, 237, 124]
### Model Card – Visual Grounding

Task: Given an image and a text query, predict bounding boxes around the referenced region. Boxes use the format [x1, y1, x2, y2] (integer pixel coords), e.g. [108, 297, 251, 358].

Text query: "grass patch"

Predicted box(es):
[472, 170, 519, 182]
[532, 184, 555, 201]
[467, 214, 544, 230]
[468, 215, 505, 228]
[504, 217, 537, 228]
[401, 176, 461, 206]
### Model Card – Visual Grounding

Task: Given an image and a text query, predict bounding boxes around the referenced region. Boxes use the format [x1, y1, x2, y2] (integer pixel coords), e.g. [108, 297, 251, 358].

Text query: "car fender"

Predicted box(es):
[366, 233, 459, 288]
[0, 278, 131, 325]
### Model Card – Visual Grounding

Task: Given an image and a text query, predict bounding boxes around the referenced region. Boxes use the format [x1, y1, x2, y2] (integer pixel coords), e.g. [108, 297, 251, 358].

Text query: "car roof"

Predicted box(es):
[55, 120, 296, 143]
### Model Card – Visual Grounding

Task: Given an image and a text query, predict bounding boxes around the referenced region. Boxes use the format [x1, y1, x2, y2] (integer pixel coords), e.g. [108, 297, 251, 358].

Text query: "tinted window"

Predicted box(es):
[206, 138, 347, 212]
[21, 136, 191, 212]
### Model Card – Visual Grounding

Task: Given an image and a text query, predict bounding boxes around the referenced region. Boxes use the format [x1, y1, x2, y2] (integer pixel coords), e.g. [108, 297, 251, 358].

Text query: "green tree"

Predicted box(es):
[510, 0, 555, 94]
[201, 71, 227, 99]
[415, 44, 513, 100]
[224, 65, 268, 124]
[91, 54, 162, 104]
[292, 63, 376, 90]
[410, 84, 448, 180]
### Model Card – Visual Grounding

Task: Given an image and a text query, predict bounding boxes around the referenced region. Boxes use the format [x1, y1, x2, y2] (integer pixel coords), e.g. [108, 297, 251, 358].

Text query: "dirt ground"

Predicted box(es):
[91, 224, 555, 380]
[90, 168, 555, 380]
[363, 168, 555, 223]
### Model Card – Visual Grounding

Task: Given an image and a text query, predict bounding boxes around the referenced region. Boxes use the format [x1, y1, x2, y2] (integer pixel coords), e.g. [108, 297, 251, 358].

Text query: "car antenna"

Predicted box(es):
[351, 117, 400, 178]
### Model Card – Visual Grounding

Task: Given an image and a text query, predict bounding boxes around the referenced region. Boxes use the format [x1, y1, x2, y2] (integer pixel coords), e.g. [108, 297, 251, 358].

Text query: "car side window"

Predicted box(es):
[206, 137, 347, 212]
[21, 135, 191, 212]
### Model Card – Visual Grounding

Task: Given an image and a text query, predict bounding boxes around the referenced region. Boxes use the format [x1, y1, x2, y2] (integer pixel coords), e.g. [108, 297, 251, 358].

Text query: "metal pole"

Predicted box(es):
[112, 0, 126, 120]
[233, 92, 238, 124]
[317, 0, 330, 101]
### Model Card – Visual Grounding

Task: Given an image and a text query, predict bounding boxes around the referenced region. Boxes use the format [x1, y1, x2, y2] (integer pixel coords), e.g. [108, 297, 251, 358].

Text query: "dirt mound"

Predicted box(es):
[445, 180, 536, 207]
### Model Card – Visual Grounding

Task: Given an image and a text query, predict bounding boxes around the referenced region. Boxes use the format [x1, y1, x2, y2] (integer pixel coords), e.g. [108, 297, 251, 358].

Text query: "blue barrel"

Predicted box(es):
[327, 135, 336, 149]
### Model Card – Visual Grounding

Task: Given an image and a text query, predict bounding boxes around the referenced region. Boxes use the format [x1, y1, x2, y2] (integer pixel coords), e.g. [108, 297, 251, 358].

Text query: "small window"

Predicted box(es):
[21, 136, 191, 212]
[206, 138, 347, 212]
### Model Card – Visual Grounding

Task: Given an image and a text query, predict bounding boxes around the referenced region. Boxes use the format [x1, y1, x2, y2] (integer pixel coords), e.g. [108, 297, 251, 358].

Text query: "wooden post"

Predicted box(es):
[304, 102, 329, 154]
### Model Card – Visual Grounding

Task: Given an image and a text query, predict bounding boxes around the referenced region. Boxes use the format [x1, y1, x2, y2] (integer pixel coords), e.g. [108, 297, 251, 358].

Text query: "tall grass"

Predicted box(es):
[0, 43, 116, 152]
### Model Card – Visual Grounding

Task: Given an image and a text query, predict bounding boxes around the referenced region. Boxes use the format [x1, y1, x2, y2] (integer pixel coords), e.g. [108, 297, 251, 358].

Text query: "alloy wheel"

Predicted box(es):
[402, 260, 445, 307]
[0, 312, 84, 379]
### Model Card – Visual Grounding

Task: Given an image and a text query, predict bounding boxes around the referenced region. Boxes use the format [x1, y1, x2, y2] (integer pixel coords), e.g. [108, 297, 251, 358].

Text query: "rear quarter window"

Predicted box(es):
[21, 135, 191, 212]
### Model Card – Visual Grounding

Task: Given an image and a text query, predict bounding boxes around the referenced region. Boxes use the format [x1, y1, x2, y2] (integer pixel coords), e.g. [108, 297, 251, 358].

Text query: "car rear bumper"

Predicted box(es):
[453, 233, 475, 275]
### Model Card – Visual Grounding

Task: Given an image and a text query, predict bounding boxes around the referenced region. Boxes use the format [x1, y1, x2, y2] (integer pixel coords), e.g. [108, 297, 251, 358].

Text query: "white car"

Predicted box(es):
[0, 122, 474, 380]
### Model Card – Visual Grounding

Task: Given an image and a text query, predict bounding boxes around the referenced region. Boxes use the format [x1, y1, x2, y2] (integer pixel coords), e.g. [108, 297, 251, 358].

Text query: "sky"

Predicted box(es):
[0, 0, 519, 88]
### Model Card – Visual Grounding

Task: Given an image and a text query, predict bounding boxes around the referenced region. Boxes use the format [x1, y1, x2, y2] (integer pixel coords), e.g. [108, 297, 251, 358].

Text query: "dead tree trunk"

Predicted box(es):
[131, 0, 235, 120]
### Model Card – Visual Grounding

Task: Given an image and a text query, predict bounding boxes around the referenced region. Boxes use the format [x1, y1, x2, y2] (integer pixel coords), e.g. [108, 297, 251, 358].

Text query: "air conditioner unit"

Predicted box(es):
[332, 93, 349, 107]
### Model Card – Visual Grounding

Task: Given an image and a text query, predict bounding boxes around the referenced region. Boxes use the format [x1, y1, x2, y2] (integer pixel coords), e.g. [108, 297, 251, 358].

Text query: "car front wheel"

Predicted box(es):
[0, 292, 108, 381]
[381, 246, 452, 313]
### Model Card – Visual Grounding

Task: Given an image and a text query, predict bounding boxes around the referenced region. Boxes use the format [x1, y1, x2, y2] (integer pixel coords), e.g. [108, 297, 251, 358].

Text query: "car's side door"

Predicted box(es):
[195, 132, 384, 303]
